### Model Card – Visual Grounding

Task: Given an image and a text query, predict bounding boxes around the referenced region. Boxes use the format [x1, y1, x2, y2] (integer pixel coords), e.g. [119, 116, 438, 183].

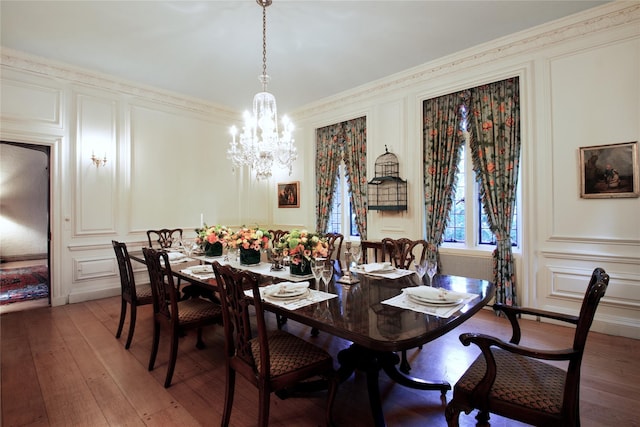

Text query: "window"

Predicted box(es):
[443, 125, 519, 248]
[327, 163, 360, 239]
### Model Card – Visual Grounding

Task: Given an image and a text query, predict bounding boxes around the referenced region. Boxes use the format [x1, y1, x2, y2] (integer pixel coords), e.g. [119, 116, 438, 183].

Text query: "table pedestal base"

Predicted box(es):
[337, 344, 451, 427]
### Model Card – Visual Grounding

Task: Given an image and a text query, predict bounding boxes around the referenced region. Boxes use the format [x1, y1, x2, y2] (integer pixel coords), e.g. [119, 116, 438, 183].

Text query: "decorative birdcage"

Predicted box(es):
[367, 146, 407, 211]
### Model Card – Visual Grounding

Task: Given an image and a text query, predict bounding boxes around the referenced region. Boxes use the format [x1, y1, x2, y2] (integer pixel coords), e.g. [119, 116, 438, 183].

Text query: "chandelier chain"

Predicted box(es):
[262, 3, 267, 90]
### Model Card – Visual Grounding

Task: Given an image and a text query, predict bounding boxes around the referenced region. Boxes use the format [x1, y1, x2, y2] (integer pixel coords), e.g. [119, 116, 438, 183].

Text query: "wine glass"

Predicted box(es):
[414, 260, 427, 285]
[351, 245, 362, 268]
[426, 260, 438, 287]
[311, 257, 324, 290]
[181, 239, 194, 257]
[320, 261, 333, 293]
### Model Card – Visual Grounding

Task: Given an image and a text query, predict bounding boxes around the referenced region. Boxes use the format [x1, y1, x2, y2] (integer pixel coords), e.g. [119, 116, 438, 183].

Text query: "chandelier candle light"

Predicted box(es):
[227, 0, 297, 180]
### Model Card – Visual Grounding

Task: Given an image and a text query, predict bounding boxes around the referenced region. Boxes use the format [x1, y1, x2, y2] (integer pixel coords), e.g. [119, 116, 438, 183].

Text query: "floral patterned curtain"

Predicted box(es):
[315, 117, 367, 237]
[315, 125, 341, 233]
[469, 77, 520, 306]
[423, 92, 467, 263]
[342, 117, 367, 239]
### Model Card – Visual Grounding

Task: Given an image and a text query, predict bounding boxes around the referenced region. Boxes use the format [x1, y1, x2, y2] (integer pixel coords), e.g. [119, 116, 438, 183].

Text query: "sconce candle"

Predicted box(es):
[91, 151, 107, 167]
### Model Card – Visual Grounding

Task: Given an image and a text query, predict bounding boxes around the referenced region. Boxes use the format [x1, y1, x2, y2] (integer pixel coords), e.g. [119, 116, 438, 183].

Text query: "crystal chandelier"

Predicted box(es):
[227, 0, 297, 180]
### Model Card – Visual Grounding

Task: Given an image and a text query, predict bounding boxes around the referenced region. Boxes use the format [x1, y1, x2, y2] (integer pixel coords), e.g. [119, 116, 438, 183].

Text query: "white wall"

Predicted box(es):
[1, 2, 638, 338]
[289, 2, 640, 338]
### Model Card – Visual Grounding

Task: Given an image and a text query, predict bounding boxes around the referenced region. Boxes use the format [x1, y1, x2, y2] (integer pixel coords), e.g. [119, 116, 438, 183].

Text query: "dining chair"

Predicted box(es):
[381, 237, 425, 269]
[380, 238, 429, 373]
[445, 267, 609, 427]
[112, 240, 153, 349]
[143, 247, 223, 388]
[268, 229, 288, 247]
[325, 232, 344, 266]
[360, 240, 385, 264]
[211, 261, 338, 427]
[146, 228, 183, 249]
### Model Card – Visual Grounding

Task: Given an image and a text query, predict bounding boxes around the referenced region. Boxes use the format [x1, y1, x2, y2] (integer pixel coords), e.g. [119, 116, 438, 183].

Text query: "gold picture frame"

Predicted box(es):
[277, 181, 300, 208]
[580, 141, 639, 199]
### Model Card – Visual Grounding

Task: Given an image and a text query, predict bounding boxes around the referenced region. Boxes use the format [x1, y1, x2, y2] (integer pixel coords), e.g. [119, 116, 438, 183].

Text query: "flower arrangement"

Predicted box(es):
[228, 226, 272, 251]
[195, 224, 232, 248]
[275, 229, 329, 264]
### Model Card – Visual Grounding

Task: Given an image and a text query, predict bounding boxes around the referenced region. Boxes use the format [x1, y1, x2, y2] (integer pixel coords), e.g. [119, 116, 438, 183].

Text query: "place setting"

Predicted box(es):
[181, 264, 216, 280]
[351, 261, 415, 279]
[248, 280, 337, 310]
[382, 285, 479, 318]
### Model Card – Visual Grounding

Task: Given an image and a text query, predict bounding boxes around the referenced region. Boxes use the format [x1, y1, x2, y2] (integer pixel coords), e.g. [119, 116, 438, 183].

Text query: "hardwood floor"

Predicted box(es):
[1, 296, 638, 426]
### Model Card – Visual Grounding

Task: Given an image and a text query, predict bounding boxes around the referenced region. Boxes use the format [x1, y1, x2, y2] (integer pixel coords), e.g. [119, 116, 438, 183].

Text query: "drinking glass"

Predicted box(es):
[181, 239, 194, 257]
[426, 260, 438, 286]
[414, 260, 427, 285]
[351, 245, 362, 267]
[320, 261, 333, 293]
[311, 258, 324, 290]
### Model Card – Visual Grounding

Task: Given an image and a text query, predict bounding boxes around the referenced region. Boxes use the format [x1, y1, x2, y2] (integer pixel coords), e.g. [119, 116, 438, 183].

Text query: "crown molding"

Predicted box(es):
[1, 48, 237, 119]
[295, 2, 640, 119]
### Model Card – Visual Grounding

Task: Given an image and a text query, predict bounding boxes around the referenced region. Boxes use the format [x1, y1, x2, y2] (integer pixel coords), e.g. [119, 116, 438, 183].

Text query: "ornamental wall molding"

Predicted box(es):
[295, 3, 640, 119]
[0, 48, 236, 119]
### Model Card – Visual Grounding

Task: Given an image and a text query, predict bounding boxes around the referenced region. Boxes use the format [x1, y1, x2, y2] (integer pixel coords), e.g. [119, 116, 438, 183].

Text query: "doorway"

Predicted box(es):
[0, 141, 51, 312]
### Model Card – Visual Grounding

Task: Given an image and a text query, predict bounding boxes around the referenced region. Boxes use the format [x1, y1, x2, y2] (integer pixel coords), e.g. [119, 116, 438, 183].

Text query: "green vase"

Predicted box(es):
[240, 248, 261, 265]
[290, 257, 312, 276]
[204, 242, 223, 257]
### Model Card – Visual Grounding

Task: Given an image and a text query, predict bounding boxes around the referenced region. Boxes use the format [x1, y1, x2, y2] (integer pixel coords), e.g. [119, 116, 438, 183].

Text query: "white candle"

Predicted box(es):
[200, 213, 204, 228]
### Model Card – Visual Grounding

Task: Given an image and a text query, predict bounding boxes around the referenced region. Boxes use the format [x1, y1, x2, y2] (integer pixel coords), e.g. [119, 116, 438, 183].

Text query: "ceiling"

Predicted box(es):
[1, 1, 608, 112]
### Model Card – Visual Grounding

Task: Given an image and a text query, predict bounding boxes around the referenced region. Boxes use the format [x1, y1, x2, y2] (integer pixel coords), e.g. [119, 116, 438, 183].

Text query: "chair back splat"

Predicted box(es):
[212, 261, 338, 427]
[146, 228, 183, 249]
[445, 267, 609, 427]
[325, 233, 344, 264]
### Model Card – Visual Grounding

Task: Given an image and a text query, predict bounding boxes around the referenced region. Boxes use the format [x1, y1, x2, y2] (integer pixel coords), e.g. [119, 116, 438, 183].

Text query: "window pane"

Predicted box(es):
[443, 146, 465, 243]
[327, 174, 341, 234]
[349, 202, 360, 237]
[478, 196, 518, 246]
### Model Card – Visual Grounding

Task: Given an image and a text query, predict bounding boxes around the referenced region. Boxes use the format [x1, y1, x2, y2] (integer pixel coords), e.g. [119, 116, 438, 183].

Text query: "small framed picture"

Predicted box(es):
[579, 141, 639, 199]
[277, 181, 300, 208]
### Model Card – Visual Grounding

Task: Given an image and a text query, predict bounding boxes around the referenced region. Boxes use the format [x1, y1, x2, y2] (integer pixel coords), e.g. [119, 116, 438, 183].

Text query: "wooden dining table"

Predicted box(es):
[129, 250, 494, 427]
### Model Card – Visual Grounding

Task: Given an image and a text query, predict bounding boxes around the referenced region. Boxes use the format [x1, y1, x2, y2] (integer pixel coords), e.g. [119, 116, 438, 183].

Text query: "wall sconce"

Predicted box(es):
[91, 151, 107, 168]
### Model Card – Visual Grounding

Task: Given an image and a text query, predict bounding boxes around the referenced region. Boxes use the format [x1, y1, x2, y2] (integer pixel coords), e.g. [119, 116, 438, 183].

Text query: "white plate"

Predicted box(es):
[354, 263, 396, 274]
[407, 293, 462, 306]
[404, 287, 464, 305]
[264, 284, 309, 300]
[189, 266, 212, 274]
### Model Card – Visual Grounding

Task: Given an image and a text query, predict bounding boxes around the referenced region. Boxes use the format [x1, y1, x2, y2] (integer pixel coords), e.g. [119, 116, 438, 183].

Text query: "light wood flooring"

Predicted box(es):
[1, 295, 638, 427]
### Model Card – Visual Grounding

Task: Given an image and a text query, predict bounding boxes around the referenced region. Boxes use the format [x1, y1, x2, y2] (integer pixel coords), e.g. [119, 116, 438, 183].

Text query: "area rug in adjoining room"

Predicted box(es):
[0, 265, 49, 305]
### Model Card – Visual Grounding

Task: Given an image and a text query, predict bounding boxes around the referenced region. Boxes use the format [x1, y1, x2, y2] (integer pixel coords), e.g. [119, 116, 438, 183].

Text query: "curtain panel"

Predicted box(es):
[315, 117, 367, 237]
[469, 77, 520, 306]
[422, 91, 468, 264]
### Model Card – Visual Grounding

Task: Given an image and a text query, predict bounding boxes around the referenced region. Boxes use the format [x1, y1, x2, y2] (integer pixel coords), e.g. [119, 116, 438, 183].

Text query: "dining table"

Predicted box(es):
[129, 250, 494, 427]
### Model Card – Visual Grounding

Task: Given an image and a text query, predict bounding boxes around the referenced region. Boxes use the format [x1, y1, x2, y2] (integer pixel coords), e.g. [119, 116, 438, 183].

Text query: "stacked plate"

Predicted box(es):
[263, 282, 310, 301]
[354, 262, 396, 274]
[404, 287, 463, 306]
[189, 265, 212, 274]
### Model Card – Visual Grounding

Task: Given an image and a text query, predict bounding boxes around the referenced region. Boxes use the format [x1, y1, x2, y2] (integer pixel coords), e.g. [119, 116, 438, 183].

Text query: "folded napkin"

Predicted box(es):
[404, 286, 465, 301]
[263, 281, 310, 297]
[166, 251, 186, 261]
[362, 262, 394, 273]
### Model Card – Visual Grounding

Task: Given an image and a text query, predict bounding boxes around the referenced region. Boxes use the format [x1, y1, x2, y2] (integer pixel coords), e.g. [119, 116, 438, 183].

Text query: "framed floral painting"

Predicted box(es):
[277, 181, 300, 208]
[579, 141, 639, 199]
